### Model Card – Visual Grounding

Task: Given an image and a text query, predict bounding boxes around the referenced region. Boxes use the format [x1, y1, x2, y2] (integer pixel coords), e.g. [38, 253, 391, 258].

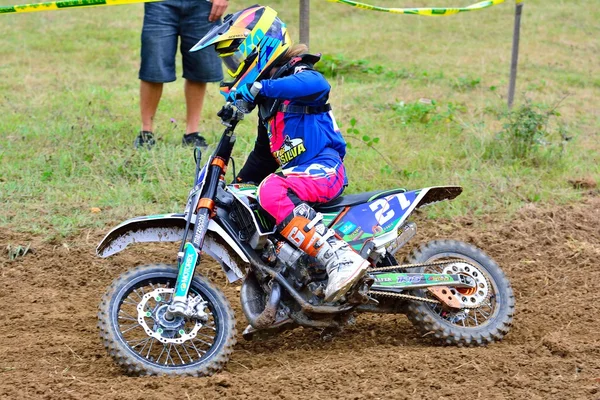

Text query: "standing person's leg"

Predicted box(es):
[184, 80, 207, 134]
[180, 0, 224, 149]
[140, 81, 163, 132]
[183, 80, 208, 149]
[136, 0, 179, 149]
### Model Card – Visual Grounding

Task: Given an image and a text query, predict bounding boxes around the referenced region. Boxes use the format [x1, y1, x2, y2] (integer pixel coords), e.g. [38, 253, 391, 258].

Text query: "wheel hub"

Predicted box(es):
[155, 304, 185, 330]
[136, 288, 205, 344]
[442, 262, 489, 308]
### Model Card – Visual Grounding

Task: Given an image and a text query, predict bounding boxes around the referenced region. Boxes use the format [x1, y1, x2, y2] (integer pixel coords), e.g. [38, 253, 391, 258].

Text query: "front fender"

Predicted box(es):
[96, 213, 188, 258]
[96, 213, 249, 282]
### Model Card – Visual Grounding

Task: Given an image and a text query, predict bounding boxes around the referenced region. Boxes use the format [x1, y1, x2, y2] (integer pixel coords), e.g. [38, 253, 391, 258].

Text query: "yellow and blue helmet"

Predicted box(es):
[191, 5, 292, 99]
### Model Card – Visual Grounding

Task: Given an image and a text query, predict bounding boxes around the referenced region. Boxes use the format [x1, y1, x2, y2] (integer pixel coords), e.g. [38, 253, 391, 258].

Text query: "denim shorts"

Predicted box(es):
[139, 0, 223, 83]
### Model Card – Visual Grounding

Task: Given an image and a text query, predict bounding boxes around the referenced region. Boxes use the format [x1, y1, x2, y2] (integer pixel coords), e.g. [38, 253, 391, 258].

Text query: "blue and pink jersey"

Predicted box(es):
[260, 69, 346, 170]
[249, 67, 349, 224]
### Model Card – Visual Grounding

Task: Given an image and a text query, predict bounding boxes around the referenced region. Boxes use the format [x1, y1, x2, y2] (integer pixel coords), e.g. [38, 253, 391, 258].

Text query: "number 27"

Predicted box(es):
[369, 199, 395, 225]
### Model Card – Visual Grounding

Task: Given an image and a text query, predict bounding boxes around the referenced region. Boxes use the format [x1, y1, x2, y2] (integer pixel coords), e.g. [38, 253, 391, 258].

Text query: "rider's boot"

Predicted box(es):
[279, 203, 369, 303]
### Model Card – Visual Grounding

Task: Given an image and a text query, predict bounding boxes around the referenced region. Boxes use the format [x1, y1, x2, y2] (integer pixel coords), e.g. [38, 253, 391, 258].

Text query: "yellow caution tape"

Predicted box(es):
[1, 0, 522, 17]
[0, 0, 159, 15]
[327, 0, 514, 16]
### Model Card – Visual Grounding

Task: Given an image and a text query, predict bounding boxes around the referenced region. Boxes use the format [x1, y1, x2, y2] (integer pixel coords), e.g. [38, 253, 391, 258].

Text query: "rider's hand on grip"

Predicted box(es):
[234, 82, 263, 114]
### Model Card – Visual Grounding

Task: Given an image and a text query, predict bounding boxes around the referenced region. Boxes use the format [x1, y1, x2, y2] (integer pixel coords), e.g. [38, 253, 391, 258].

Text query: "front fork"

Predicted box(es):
[166, 208, 211, 319]
[164, 106, 241, 320]
[165, 189, 217, 319]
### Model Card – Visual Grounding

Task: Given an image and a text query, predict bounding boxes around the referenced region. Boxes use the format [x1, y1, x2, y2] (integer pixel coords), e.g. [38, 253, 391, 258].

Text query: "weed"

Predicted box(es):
[387, 99, 463, 126]
[526, 80, 547, 92]
[485, 98, 570, 164]
[316, 54, 412, 80]
[390, 99, 438, 125]
[6, 243, 31, 261]
[452, 76, 481, 91]
[317, 54, 373, 78]
[420, 70, 446, 83]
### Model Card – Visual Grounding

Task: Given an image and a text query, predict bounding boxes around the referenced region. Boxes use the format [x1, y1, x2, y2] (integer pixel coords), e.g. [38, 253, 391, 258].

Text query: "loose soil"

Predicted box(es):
[1, 197, 599, 400]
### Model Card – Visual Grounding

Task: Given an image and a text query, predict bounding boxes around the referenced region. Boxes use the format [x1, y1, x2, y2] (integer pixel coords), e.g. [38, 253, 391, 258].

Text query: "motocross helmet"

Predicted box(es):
[190, 5, 292, 99]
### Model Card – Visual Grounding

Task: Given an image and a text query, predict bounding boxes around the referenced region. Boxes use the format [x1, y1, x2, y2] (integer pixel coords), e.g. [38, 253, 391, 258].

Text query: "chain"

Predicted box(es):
[367, 290, 441, 304]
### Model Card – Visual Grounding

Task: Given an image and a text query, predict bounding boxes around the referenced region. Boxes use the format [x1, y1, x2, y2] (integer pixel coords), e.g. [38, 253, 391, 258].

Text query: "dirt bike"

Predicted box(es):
[96, 93, 515, 376]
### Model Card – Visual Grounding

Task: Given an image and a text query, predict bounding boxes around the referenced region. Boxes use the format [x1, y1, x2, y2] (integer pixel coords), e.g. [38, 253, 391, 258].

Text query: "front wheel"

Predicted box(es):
[98, 264, 236, 376]
[405, 240, 514, 346]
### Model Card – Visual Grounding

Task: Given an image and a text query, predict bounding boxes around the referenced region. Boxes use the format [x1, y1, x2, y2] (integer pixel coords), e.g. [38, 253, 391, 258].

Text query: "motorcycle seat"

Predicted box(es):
[313, 188, 407, 213]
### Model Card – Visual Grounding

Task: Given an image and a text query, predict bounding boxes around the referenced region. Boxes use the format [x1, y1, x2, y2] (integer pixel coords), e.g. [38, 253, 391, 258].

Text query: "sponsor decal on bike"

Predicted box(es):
[374, 276, 392, 283]
[338, 221, 357, 235]
[334, 190, 421, 241]
[426, 274, 453, 282]
[175, 243, 197, 297]
[397, 274, 424, 284]
[192, 214, 207, 246]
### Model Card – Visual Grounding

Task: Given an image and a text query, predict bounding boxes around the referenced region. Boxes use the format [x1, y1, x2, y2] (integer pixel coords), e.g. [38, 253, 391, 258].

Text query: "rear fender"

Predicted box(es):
[371, 186, 462, 249]
[96, 213, 249, 282]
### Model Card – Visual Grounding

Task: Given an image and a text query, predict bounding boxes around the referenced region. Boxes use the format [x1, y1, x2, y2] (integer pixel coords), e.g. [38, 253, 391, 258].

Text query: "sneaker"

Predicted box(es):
[134, 131, 156, 149]
[182, 132, 208, 150]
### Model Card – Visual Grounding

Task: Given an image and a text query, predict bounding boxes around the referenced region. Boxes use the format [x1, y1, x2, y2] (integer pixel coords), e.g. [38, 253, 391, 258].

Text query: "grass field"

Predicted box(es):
[0, 0, 598, 239]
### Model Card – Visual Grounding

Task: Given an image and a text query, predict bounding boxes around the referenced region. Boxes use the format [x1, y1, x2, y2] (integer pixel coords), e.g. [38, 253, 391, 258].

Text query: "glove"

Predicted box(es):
[235, 83, 258, 104]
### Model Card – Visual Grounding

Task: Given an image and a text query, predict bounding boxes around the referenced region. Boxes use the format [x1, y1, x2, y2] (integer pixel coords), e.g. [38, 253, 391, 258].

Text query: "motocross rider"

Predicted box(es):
[191, 5, 368, 302]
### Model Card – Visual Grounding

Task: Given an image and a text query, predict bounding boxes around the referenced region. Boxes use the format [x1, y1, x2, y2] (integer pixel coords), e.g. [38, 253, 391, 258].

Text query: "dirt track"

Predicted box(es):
[1, 196, 599, 400]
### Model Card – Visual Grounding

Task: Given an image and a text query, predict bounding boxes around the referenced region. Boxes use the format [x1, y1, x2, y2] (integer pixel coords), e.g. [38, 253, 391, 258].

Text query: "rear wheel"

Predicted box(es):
[405, 240, 514, 346]
[98, 264, 236, 376]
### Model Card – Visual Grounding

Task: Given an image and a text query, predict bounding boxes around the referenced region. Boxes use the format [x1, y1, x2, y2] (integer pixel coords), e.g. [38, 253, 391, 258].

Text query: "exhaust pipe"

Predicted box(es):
[240, 273, 281, 329]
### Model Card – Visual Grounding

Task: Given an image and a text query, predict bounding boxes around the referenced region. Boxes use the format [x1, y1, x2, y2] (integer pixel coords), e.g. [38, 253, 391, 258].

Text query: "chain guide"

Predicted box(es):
[366, 260, 491, 309]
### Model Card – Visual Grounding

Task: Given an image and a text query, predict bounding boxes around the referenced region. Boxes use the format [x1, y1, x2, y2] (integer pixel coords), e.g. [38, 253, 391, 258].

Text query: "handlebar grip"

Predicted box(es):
[249, 81, 262, 96]
[234, 82, 263, 114]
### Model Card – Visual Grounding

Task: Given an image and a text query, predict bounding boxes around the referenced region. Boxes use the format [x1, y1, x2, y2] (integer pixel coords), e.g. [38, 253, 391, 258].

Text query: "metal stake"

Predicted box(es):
[507, 1, 524, 109]
[299, 0, 310, 47]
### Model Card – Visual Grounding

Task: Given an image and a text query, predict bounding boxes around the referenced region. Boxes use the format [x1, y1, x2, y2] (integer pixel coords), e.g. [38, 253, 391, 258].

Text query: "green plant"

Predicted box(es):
[390, 99, 438, 125]
[6, 243, 31, 261]
[452, 75, 481, 91]
[316, 54, 373, 78]
[485, 99, 569, 164]
[316, 54, 412, 80]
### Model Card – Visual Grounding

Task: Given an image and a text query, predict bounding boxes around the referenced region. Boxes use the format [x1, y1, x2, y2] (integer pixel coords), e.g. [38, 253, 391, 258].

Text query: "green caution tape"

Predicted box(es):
[0, 0, 159, 15]
[327, 0, 514, 16]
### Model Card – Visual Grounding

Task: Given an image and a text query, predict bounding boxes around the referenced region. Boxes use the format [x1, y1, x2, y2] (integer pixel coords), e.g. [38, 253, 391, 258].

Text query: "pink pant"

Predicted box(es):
[257, 162, 346, 225]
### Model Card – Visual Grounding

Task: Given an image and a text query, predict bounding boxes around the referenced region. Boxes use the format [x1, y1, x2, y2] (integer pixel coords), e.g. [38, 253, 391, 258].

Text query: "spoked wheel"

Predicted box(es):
[98, 264, 236, 376]
[405, 240, 514, 346]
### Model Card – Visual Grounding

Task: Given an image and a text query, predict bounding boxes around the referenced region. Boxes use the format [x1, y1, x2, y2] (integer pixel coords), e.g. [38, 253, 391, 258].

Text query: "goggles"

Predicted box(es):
[221, 50, 246, 78]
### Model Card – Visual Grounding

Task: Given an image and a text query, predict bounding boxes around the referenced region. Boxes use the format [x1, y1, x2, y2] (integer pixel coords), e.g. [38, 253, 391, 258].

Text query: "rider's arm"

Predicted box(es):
[260, 70, 330, 103]
[236, 120, 279, 184]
